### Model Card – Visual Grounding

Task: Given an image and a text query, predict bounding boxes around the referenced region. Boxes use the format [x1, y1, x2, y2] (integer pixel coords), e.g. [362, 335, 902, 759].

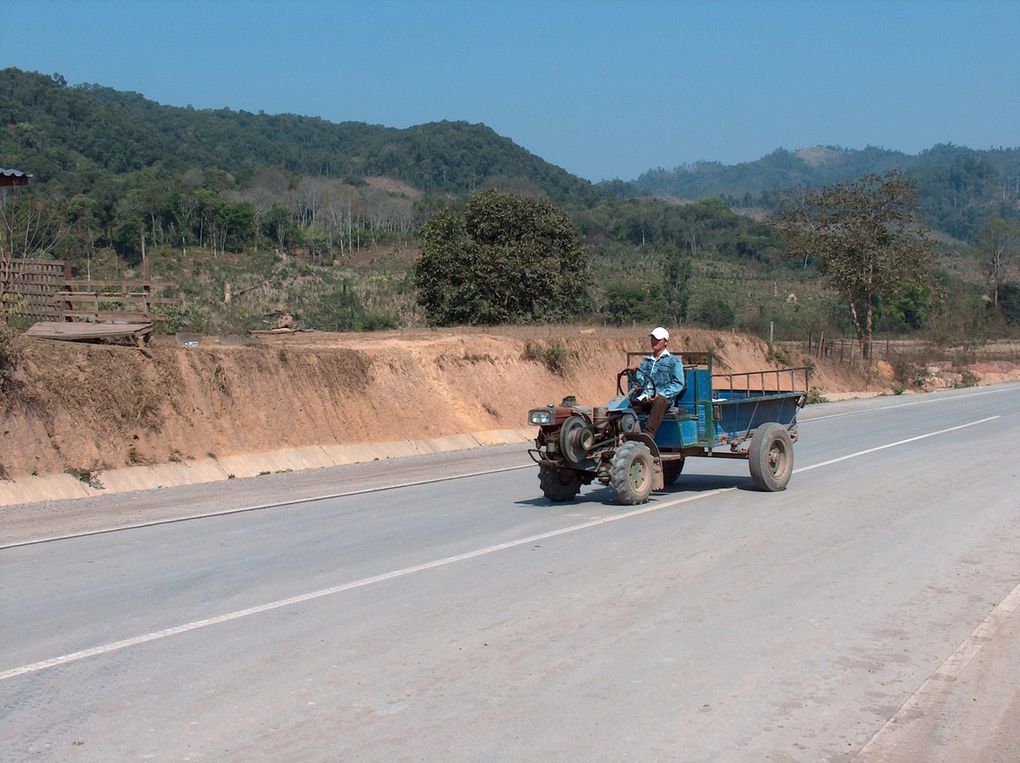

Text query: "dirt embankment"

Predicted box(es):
[0, 326, 1010, 481]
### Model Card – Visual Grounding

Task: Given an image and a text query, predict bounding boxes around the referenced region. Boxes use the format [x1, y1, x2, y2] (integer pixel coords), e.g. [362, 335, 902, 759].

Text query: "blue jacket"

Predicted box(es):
[633, 350, 685, 402]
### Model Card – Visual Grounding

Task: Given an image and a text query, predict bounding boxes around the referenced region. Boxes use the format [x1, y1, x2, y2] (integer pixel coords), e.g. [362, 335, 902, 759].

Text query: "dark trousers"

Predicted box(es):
[632, 395, 670, 438]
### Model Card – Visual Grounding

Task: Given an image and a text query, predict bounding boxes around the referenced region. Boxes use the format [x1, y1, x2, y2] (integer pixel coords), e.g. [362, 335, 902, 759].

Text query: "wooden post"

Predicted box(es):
[141, 254, 153, 317]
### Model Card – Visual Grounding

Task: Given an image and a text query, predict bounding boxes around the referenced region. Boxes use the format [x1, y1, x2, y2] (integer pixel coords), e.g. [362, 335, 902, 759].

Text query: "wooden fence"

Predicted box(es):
[2, 257, 179, 323]
[0, 259, 71, 320]
[776, 332, 894, 364]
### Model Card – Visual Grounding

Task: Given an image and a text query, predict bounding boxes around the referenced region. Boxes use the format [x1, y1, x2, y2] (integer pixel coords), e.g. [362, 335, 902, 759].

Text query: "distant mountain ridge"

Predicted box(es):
[0, 67, 599, 204]
[630, 144, 1020, 241]
[3, 67, 1017, 243]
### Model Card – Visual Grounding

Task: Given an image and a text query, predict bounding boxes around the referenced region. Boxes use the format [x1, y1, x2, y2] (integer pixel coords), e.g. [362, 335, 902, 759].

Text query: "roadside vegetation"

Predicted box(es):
[1, 67, 1018, 349]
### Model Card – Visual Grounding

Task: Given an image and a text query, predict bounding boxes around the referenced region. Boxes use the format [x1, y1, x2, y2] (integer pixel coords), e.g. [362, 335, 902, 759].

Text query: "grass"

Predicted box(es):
[522, 339, 577, 375]
[66, 467, 104, 489]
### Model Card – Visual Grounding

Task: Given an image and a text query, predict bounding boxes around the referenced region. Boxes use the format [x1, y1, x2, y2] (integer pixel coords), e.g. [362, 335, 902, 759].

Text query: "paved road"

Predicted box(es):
[2, 385, 1019, 761]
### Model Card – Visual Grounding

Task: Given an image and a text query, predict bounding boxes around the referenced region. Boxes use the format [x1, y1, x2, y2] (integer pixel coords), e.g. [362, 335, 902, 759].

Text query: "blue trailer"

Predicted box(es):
[527, 352, 809, 504]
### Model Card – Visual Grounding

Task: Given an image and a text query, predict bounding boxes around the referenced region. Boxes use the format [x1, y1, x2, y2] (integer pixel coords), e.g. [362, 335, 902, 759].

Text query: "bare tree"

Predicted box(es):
[1, 193, 62, 323]
[976, 216, 1020, 312]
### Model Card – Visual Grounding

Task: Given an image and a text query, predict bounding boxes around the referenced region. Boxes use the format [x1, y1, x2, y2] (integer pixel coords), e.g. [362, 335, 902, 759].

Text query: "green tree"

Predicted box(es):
[414, 189, 590, 325]
[877, 281, 935, 332]
[773, 172, 936, 354]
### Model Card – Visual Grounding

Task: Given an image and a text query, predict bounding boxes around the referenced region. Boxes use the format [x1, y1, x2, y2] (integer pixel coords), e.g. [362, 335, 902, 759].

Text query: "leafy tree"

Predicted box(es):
[773, 172, 937, 354]
[414, 189, 590, 325]
[214, 201, 255, 252]
[877, 281, 935, 332]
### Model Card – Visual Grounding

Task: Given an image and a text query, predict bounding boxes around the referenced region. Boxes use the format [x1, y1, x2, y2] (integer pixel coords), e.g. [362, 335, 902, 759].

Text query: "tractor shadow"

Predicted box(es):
[516, 473, 753, 508]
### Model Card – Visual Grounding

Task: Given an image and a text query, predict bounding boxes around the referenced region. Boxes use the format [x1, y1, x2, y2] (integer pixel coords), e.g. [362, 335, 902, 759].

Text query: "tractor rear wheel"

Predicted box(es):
[539, 465, 583, 502]
[609, 441, 654, 505]
[748, 423, 794, 491]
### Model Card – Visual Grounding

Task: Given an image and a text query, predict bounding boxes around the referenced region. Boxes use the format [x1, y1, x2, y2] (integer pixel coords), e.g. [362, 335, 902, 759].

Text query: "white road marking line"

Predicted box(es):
[854, 580, 1020, 760]
[0, 414, 1001, 682]
[795, 417, 999, 473]
[0, 487, 735, 682]
[0, 464, 536, 550]
[805, 386, 1015, 422]
[8, 384, 1016, 548]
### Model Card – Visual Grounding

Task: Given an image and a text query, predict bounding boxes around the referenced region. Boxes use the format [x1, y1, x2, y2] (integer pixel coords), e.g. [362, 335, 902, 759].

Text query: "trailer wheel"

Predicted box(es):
[609, 441, 654, 505]
[539, 465, 583, 502]
[748, 423, 794, 491]
[662, 457, 685, 486]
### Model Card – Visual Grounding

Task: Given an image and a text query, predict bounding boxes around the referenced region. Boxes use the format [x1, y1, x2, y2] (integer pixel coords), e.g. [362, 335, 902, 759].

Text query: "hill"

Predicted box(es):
[629, 144, 1020, 242]
[0, 67, 599, 205]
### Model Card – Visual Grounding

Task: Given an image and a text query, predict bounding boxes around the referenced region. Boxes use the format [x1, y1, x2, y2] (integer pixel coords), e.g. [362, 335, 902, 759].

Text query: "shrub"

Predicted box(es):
[956, 369, 980, 388]
[806, 386, 829, 404]
[890, 355, 929, 394]
[766, 344, 790, 366]
[691, 297, 736, 329]
[0, 321, 19, 396]
[522, 339, 576, 375]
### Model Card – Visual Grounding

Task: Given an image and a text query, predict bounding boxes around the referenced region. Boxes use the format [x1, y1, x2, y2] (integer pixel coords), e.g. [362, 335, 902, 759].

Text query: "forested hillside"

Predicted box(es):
[1, 68, 598, 203]
[631, 145, 1020, 242]
[1, 67, 1016, 344]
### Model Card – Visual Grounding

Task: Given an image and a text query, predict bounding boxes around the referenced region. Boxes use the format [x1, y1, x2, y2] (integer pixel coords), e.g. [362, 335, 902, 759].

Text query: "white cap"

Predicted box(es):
[650, 326, 669, 341]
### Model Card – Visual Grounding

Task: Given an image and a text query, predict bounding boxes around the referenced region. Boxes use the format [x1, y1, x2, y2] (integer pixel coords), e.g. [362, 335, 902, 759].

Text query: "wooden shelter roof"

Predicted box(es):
[0, 168, 32, 187]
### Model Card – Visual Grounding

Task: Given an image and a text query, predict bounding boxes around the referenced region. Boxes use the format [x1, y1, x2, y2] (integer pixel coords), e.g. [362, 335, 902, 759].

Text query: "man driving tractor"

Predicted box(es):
[628, 326, 685, 438]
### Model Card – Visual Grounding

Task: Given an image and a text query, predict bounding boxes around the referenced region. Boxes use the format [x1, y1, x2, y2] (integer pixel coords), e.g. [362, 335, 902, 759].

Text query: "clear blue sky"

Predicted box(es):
[4, 0, 1018, 182]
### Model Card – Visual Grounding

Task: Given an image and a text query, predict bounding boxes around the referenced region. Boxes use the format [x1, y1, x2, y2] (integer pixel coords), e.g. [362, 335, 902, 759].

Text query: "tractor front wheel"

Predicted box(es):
[609, 441, 654, 505]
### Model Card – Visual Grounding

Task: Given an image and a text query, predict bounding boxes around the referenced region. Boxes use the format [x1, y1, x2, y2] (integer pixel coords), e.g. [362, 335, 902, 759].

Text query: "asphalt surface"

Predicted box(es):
[2, 385, 1019, 761]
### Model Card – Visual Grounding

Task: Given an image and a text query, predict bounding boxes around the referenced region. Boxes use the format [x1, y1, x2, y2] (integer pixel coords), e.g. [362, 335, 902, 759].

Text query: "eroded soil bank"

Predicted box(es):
[0, 326, 1013, 481]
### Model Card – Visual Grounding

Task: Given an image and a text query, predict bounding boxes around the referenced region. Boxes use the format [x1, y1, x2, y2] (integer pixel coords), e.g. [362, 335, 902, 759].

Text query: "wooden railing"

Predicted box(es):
[2, 257, 180, 324]
[56, 283, 180, 323]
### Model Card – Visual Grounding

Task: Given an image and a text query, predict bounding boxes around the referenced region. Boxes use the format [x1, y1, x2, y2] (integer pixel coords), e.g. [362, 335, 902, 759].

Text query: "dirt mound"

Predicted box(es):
[0, 326, 895, 480]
